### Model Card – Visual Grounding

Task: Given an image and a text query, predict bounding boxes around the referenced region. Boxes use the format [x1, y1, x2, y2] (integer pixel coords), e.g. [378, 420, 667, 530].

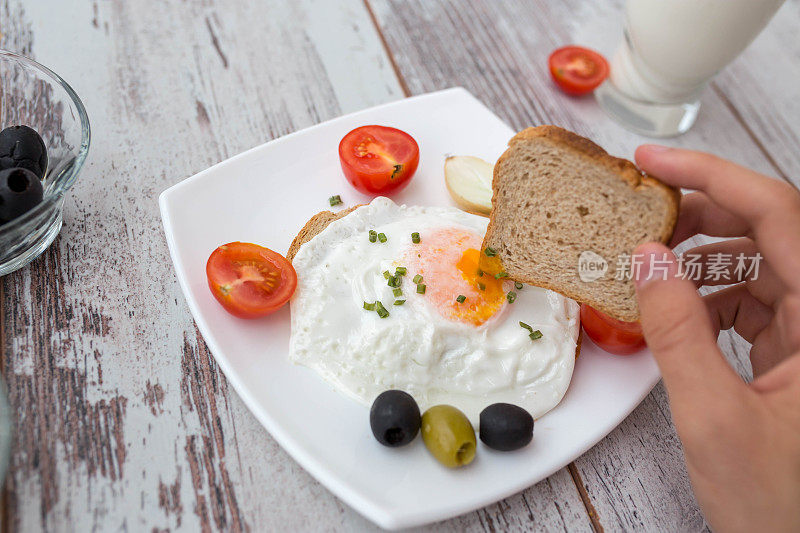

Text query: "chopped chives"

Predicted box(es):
[411, 232, 420, 244]
[476, 269, 484, 277]
[456, 295, 466, 303]
[506, 291, 516, 303]
[388, 276, 401, 288]
[416, 284, 426, 294]
[383, 270, 391, 279]
[395, 266, 407, 276]
[393, 299, 406, 306]
[413, 274, 423, 284]
[363, 301, 375, 311]
[369, 230, 377, 243]
[484, 246, 497, 257]
[515, 282, 523, 290]
[519, 321, 533, 332]
[377, 233, 387, 243]
[477, 282, 485, 291]
[328, 195, 342, 206]
[495, 271, 508, 279]
[375, 301, 389, 318]
[393, 288, 403, 297]
[530, 330, 543, 340]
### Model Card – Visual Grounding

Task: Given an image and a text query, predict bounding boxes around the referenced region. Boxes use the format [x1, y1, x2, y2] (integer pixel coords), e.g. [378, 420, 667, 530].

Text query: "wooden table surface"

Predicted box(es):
[1, 0, 798, 531]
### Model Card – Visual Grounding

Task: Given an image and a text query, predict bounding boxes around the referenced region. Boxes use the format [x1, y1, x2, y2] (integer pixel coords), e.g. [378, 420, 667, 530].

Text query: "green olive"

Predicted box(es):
[421, 405, 476, 468]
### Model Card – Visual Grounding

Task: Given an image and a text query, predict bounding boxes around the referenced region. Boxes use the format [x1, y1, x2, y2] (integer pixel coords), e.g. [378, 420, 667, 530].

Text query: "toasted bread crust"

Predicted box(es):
[287, 206, 361, 262]
[483, 126, 680, 322]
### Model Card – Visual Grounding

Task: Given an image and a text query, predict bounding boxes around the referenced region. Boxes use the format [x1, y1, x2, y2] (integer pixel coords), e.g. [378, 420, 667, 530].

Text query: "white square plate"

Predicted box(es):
[160, 88, 659, 530]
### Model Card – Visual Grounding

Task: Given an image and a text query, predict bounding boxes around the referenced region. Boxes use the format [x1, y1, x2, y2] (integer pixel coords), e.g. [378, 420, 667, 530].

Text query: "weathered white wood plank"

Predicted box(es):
[0, 0, 592, 531]
[367, 0, 800, 531]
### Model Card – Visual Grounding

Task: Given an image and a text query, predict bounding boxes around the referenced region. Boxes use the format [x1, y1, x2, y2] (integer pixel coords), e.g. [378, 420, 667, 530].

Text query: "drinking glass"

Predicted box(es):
[596, 0, 785, 137]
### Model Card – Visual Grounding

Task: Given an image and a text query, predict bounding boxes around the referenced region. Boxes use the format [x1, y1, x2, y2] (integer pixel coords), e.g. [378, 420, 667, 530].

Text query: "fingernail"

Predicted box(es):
[633, 244, 678, 288]
[640, 144, 672, 153]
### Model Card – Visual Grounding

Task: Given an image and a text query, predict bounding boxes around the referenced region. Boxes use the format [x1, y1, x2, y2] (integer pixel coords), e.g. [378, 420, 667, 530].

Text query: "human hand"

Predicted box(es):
[631, 145, 800, 532]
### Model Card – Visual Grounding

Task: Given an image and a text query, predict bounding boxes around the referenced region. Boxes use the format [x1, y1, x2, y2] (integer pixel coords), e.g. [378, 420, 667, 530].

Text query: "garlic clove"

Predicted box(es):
[444, 155, 494, 216]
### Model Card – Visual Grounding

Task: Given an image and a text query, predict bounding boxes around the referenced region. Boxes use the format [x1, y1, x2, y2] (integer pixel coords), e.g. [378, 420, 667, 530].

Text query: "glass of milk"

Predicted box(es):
[596, 0, 785, 137]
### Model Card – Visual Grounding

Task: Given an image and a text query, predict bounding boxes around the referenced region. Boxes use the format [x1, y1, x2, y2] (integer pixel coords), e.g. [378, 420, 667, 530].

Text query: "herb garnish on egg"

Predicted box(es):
[288, 198, 579, 422]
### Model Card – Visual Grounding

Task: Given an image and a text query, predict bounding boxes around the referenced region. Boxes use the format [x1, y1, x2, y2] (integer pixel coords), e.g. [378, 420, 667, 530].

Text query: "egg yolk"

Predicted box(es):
[403, 228, 508, 326]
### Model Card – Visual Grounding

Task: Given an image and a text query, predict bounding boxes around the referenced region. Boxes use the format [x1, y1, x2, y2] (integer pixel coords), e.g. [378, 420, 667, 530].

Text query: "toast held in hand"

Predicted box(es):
[481, 126, 680, 322]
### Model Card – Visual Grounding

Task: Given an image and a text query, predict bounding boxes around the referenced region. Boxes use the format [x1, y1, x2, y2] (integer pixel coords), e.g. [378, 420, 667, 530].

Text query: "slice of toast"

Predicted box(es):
[287, 206, 360, 262]
[482, 126, 680, 322]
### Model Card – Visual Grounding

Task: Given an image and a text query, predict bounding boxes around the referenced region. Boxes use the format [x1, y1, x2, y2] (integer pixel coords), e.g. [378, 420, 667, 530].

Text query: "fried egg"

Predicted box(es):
[289, 197, 580, 421]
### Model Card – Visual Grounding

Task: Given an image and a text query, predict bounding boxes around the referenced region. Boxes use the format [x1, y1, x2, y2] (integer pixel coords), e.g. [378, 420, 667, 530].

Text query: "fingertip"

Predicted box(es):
[637, 144, 673, 155]
[633, 242, 679, 290]
[633, 241, 672, 257]
[635, 144, 673, 169]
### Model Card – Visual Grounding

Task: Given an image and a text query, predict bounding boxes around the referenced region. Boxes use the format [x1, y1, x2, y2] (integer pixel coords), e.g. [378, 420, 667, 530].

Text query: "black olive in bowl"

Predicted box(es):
[370, 390, 421, 447]
[0, 168, 43, 224]
[479, 403, 534, 451]
[0, 125, 48, 179]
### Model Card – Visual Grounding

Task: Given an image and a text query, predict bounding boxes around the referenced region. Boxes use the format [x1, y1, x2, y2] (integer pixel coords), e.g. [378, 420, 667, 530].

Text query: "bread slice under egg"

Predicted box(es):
[287, 205, 361, 262]
[481, 126, 680, 322]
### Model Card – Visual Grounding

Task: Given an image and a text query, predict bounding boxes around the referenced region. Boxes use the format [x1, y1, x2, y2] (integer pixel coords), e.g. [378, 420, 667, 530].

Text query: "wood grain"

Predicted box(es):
[367, 0, 799, 531]
[0, 0, 407, 530]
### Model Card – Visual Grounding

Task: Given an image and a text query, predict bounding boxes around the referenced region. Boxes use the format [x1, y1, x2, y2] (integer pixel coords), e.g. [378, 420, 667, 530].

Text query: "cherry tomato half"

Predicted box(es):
[339, 125, 420, 195]
[580, 304, 646, 355]
[549, 46, 609, 96]
[206, 242, 297, 319]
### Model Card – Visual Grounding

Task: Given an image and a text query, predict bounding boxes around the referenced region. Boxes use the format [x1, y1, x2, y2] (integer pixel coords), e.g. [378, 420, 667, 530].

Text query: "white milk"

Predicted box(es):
[612, 0, 785, 103]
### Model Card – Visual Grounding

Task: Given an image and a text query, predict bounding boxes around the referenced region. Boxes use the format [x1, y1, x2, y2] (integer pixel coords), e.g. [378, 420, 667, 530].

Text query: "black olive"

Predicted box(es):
[0, 125, 48, 180]
[0, 168, 44, 224]
[369, 390, 421, 447]
[479, 403, 534, 451]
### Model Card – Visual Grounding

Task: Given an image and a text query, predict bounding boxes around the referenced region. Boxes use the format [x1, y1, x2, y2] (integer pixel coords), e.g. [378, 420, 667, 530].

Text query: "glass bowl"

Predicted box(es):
[0, 50, 90, 275]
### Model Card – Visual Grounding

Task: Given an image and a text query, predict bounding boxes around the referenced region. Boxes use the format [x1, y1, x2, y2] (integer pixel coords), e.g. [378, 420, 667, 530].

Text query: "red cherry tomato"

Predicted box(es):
[206, 242, 297, 319]
[549, 46, 609, 96]
[338, 125, 420, 195]
[580, 304, 646, 355]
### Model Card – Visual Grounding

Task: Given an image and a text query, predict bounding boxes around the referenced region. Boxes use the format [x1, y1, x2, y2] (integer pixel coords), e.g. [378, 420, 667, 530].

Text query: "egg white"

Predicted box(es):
[289, 197, 580, 422]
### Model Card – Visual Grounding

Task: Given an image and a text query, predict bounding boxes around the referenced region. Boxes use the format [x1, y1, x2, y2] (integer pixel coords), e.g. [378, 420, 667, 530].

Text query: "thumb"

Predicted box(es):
[633, 242, 742, 404]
